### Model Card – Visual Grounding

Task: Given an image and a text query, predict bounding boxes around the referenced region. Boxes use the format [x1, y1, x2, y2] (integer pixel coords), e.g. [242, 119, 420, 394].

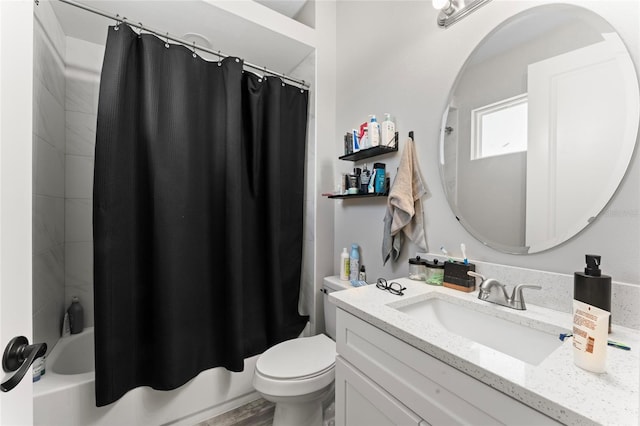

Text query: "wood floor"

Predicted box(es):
[196, 398, 275, 426]
[196, 395, 336, 426]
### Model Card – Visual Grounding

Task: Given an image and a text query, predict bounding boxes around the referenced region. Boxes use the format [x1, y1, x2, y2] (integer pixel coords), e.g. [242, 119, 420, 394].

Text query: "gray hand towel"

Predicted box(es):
[382, 137, 430, 265]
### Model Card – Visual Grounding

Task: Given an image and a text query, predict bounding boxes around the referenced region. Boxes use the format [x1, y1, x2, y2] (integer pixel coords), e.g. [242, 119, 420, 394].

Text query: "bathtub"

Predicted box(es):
[34, 327, 260, 426]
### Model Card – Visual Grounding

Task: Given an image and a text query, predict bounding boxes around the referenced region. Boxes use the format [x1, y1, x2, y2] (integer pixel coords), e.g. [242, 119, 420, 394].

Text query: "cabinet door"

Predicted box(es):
[335, 357, 422, 426]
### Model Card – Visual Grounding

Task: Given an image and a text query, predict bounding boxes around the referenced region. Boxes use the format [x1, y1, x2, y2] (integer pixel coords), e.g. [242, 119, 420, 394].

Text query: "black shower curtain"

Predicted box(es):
[93, 25, 309, 407]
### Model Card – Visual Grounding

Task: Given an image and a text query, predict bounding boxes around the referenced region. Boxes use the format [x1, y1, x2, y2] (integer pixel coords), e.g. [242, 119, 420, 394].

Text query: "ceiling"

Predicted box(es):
[50, 0, 314, 75]
[255, 0, 308, 18]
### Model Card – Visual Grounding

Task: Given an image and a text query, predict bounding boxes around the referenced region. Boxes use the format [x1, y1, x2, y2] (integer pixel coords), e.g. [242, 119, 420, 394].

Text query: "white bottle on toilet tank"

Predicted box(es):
[339, 248, 350, 281]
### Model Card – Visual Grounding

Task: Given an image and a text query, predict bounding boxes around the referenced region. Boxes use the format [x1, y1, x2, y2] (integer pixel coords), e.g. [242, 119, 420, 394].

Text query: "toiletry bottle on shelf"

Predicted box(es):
[352, 129, 360, 152]
[360, 164, 371, 193]
[359, 121, 369, 149]
[368, 115, 380, 147]
[340, 248, 350, 280]
[574, 254, 612, 332]
[67, 296, 84, 335]
[374, 163, 386, 194]
[381, 113, 396, 147]
[349, 244, 360, 281]
[368, 169, 376, 193]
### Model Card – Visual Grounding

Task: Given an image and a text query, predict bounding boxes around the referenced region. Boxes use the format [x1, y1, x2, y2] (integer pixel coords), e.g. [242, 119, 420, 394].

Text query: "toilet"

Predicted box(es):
[252, 276, 351, 426]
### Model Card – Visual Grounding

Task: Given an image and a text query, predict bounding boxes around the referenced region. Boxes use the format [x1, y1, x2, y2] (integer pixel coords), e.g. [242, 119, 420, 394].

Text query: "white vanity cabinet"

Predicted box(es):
[334, 309, 561, 426]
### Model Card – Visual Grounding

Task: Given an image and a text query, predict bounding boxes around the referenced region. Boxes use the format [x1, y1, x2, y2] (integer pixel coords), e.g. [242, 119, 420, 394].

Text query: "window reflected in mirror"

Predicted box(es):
[472, 94, 528, 160]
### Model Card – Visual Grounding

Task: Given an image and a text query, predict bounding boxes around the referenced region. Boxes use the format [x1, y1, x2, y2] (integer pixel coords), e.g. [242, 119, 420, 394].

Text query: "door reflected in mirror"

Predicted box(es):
[439, 4, 639, 254]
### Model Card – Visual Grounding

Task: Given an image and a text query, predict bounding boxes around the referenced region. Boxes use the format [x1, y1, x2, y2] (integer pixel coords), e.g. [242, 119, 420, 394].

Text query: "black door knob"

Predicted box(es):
[1, 336, 47, 392]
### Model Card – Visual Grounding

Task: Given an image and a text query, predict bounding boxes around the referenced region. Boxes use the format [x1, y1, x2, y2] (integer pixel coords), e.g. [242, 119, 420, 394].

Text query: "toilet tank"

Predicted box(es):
[323, 276, 352, 339]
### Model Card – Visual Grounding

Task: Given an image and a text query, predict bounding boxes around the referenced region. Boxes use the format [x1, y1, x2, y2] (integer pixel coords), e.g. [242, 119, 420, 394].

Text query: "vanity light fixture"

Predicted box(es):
[433, 0, 492, 28]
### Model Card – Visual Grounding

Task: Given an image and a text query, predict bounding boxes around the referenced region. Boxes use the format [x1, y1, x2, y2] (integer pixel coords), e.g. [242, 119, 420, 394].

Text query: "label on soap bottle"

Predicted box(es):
[572, 300, 609, 373]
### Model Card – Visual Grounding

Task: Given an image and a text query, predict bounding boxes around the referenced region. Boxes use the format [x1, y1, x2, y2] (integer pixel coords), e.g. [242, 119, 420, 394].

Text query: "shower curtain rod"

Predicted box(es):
[50, 0, 310, 89]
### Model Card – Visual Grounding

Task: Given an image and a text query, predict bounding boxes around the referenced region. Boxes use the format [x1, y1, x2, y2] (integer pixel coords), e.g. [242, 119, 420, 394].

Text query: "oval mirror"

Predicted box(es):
[439, 4, 639, 254]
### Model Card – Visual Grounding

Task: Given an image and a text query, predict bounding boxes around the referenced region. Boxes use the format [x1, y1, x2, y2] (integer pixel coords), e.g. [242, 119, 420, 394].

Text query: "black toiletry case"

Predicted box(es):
[443, 261, 476, 292]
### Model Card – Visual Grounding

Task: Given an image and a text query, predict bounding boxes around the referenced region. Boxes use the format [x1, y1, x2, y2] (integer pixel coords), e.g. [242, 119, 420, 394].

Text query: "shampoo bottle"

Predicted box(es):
[349, 244, 360, 281]
[368, 115, 380, 147]
[381, 113, 396, 146]
[340, 248, 350, 280]
[574, 254, 612, 333]
[374, 163, 386, 194]
[67, 296, 84, 335]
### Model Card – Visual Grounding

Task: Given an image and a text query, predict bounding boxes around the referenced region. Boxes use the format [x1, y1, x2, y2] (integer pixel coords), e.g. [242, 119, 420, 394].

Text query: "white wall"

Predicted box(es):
[32, 0, 67, 353]
[334, 0, 640, 286]
[313, 0, 337, 334]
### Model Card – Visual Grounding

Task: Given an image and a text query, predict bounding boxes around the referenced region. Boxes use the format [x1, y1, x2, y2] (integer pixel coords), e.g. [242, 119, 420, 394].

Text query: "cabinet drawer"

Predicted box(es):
[335, 357, 423, 426]
[336, 309, 560, 425]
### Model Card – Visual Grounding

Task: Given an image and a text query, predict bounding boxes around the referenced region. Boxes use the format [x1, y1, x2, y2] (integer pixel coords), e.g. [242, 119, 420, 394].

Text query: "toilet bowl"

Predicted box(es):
[253, 334, 336, 426]
[252, 276, 351, 426]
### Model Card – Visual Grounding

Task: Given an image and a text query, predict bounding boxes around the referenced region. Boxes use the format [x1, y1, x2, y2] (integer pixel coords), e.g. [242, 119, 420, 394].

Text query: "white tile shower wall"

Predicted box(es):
[64, 37, 103, 328]
[33, 1, 67, 353]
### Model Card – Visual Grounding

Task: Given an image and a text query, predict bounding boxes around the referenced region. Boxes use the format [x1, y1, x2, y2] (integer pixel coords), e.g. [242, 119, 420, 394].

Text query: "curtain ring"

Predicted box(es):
[192, 42, 197, 58]
[114, 14, 120, 31]
[282, 74, 286, 87]
[217, 51, 222, 66]
[165, 33, 170, 49]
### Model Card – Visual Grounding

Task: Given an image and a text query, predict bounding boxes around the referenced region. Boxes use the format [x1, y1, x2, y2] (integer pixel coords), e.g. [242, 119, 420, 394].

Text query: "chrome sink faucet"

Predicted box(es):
[467, 271, 541, 310]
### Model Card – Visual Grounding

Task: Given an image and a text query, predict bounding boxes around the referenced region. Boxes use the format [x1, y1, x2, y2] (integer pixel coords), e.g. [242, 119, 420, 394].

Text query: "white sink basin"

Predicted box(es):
[396, 297, 562, 365]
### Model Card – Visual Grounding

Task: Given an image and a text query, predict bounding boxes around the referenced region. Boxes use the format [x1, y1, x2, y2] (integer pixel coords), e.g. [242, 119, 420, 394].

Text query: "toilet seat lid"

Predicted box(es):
[256, 334, 336, 380]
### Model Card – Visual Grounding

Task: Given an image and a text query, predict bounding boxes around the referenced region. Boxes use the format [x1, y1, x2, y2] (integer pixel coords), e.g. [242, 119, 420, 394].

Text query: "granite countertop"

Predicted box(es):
[328, 276, 639, 425]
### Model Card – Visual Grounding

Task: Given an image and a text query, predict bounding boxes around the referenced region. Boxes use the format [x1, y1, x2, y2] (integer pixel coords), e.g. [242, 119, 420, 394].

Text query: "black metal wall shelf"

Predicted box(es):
[327, 193, 388, 200]
[329, 131, 413, 201]
[339, 132, 399, 162]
